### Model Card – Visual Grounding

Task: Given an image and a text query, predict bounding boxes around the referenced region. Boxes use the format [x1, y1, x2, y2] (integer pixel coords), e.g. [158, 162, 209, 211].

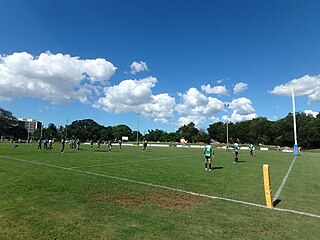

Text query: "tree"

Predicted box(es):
[45, 123, 59, 139]
[176, 122, 199, 143]
[100, 126, 114, 141]
[67, 119, 103, 141]
[248, 117, 271, 144]
[113, 125, 132, 140]
[193, 129, 209, 143]
[164, 132, 181, 142]
[207, 122, 226, 143]
[144, 129, 166, 142]
[132, 131, 143, 142]
[10, 125, 28, 140]
[0, 107, 18, 137]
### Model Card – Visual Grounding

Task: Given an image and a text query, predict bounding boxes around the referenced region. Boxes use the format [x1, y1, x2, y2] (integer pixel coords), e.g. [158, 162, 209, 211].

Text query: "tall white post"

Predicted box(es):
[224, 103, 229, 144]
[226, 120, 229, 144]
[136, 112, 140, 145]
[291, 87, 299, 156]
[27, 121, 31, 143]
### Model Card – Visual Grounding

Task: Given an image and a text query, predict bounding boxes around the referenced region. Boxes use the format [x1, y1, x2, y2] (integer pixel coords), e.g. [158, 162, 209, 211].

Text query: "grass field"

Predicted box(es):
[0, 141, 319, 239]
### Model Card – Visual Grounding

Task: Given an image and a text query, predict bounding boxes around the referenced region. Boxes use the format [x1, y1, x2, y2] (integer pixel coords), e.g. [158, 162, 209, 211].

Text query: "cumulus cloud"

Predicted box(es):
[270, 75, 320, 104]
[201, 84, 228, 95]
[233, 82, 248, 94]
[142, 93, 176, 123]
[230, 112, 257, 122]
[0, 51, 261, 127]
[94, 77, 175, 123]
[175, 88, 225, 128]
[130, 61, 148, 74]
[227, 97, 257, 122]
[0, 51, 116, 104]
[304, 110, 319, 117]
[176, 115, 206, 128]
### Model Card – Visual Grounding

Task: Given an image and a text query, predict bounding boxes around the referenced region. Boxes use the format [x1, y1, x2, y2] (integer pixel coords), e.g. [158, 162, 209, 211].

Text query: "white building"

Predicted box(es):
[18, 118, 42, 139]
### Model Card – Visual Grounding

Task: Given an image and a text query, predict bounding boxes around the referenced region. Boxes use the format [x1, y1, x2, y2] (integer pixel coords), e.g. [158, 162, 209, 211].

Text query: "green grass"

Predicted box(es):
[0, 142, 319, 239]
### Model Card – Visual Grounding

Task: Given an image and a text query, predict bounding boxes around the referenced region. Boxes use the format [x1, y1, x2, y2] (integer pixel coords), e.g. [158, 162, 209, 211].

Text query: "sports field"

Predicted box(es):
[1, 142, 319, 239]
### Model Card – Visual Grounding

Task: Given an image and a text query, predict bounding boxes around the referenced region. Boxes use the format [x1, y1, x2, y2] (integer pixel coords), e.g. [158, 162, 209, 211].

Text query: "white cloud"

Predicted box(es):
[175, 87, 225, 128]
[142, 93, 176, 123]
[94, 76, 175, 123]
[230, 111, 257, 122]
[304, 110, 319, 117]
[176, 116, 206, 128]
[176, 88, 208, 109]
[0, 51, 116, 104]
[270, 75, 320, 104]
[216, 79, 223, 84]
[228, 97, 257, 122]
[95, 77, 156, 112]
[233, 82, 248, 94]
[130, 61, 148, 74]
[229, 97, 255, 115]
[201, 84, 228, 95]
[221, 115, 231, 123]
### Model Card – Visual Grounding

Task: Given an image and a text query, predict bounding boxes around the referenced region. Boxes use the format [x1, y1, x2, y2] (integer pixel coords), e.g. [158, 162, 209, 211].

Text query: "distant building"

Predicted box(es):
[18, 118, 42, 138]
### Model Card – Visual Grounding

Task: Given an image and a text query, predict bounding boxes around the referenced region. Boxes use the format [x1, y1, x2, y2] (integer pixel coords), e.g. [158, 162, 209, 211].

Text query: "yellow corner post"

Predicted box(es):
[263, 164, 273, 209]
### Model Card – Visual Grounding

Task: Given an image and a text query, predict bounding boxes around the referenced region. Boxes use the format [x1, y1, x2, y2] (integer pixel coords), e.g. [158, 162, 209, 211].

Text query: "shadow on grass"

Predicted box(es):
[233, 160, 246, 163]
[211, 166, 224, 170]
[273, 199, 281, 207]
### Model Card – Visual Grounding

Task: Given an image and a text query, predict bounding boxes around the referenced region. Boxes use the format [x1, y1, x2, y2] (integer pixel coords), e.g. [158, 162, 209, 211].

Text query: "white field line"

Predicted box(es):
[1, 155, 319, 219]
[68, 154, 200, 169]
[273, 156, 297, 200]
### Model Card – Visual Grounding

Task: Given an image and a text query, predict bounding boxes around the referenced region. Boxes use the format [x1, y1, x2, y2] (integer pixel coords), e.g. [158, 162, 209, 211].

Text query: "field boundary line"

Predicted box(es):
[274, 156, 297, 200]
[69, 154, 199, 169]
[1, 155, 319, 219]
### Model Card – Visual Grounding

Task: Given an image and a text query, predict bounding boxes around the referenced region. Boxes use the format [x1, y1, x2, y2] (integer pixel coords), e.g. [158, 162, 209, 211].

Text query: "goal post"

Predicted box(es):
[263, 164, 273, 209]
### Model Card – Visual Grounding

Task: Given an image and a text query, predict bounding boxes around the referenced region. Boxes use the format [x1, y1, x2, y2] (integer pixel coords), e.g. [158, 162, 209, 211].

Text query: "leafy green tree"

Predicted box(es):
[165, 132, 181, 142]
[132, 131, 143, 142]
[249, 117, 272, 144]
[144, 129, 166, 142]
[67, 119, 103, 141]
[33, 128, 42, 140]
[100, 126, 114, 141]
[45, 123, 59, 139]
[10, 125, 28, 140]
[0, 107, 18, 136]
[193, 129, 209, 143]
[207, 122, 226, 143]
[176, 122, 199, 143]
[113, 124, 132, 140]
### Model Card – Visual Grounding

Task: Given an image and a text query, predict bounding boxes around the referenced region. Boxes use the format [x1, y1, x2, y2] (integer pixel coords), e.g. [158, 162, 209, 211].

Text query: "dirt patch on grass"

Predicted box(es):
[92, 189, 207, 211]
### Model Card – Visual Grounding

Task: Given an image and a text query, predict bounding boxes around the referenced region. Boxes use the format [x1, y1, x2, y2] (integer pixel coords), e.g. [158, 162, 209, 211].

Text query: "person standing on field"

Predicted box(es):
[203, 141, 214, 170]
[37, 138, 42, 151]
[142, 140, 148, 151]
[61, 138, 65, 153]
[233, 143, 240, 163]
[249, 144, 254, 158]
[108, 140, 112, 152]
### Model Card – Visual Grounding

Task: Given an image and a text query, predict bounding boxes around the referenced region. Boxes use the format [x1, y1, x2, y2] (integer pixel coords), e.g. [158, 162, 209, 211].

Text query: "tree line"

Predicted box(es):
[1, 107, 319, 149]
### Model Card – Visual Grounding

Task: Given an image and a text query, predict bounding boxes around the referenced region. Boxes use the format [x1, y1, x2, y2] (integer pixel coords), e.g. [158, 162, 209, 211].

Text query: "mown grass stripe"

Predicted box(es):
[274, 156, 297, 200]
[1, 155, 319, 219]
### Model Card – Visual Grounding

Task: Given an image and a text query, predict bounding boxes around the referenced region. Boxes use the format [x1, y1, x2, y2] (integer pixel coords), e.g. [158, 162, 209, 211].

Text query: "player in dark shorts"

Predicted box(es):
[233, 143, 240, 163]
[143, 140, 147, 151]
[203, 141, 214, 170]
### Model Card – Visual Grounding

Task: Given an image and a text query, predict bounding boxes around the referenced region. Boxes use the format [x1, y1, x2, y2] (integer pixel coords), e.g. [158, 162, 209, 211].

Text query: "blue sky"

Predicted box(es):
[0, 0, 319, 134]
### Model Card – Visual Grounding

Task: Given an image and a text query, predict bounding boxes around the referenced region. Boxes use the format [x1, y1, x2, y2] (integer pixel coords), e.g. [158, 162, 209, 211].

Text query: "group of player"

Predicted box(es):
[90, 139, 123, 152]
[203, 142, 255, 171]
[37, 138, 54, 151]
